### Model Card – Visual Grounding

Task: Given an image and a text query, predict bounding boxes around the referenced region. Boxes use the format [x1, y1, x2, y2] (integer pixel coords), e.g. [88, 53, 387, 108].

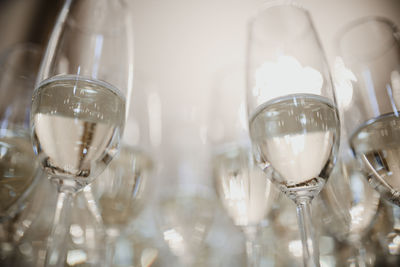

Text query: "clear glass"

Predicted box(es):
[337, 17, 400, 208]
[0, 176, 107, 267]
[210, 63, 277, 266]
[156, 184, 215, 266]
[246, 4, 340, 266]
[0, 44, 42, 222]
[29, 0, 134, 266]
[89, 145, 152, 265]
[87, 73, 157, 265]
[317, 152, 380, 266]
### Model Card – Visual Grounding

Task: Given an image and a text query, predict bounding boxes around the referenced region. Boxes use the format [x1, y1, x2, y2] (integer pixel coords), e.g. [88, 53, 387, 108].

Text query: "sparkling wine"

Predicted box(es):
[31, 75, 125, 187]
[350, 113, 400, 205]
[0, 132, 37, 217]
[213, 145, 276, 226]
[93, 146, 152, 227]
[249, 94, 339, 197]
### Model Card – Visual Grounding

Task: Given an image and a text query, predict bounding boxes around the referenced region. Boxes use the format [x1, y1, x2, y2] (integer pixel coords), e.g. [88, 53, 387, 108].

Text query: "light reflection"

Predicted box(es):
[163, 228, 185, 256]
[333, 57, 356, 108]
[392, 70, 400, 108]
[253, 55, 323, 105]
[141, 248, 158, 267]
[288, 240, 303, 258]
[147, 91, 162, 148]
[66, 249, 88, 266]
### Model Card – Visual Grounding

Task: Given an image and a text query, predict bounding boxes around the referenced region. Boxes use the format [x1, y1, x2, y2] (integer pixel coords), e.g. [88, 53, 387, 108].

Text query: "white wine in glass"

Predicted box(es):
[250, 94, 338, 196]
[30, 0, 134, 266]
[337, 17, 400, 206]
[32, 76, 125, 188]
[246, 4, 340, 266]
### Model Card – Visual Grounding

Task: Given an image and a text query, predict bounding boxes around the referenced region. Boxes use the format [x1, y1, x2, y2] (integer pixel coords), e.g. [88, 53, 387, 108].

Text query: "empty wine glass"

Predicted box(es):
[0, 44, 42, 222]
[246, 3, 340, 266]
[30, 0, 134, 266]
[210, 63, 277, 267]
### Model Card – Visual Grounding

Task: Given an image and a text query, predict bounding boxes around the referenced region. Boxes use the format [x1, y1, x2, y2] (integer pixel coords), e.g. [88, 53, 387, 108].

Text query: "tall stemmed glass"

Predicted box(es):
[317, 152, 380, 266]
[30, 0, 133, 266]
[338, 17, 400, 206]
[246, 4, 340, 266]
[337, 17, 400, 255]
[210, 63, 277, 267]
[0, 44, 42, 223]
[89, 75, 156, 266]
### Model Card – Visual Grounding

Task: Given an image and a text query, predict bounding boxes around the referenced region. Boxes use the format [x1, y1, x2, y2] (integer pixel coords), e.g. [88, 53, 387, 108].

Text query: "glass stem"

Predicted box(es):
[355, 242, 368, 267]
[105, 236, 116, 266]
[243, 225, 261, 267]
[45, 189, 73, 267]
[83, 186, 103, 225]
[295, 198, 320, 267]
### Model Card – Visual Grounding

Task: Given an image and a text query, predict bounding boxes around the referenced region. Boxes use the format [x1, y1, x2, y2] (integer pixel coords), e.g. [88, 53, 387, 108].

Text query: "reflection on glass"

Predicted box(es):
[252, 56, 323, 105]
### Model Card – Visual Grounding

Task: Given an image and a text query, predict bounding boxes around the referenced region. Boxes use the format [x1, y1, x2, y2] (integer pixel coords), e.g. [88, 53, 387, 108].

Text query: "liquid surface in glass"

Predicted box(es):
[249, 94, 339, 197]
[350, 113, 400, 205]
[31, 75, 125, 187]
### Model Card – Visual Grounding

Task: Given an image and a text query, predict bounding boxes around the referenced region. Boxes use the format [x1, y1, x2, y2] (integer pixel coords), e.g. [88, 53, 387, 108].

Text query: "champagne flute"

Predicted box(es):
[156, 184, 215, 266]
[0, 44, 42, 222]
[337, 17, 400, 207]
[317, 153, 380, 266]
[88, 74, 157, 266]
[0, 43, 42, 263]
[337, 17, 400, 264]
[246, 4, 340, 266]
[210, 63, 277, 266]
[30, 0, 133, 266]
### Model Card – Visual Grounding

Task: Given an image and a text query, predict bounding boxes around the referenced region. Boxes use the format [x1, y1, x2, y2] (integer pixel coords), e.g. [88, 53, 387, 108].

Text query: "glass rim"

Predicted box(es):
[247, 2, 316, 46]
[336, 16, 399, 61]
[336, 16, 398, 39]
[248, 1, 310, 25]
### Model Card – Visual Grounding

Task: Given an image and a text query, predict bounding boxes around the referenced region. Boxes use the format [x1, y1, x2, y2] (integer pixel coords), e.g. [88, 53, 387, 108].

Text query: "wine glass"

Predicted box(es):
[156, 184, 215, 266]
[30, 0, 134, 266]
[88, 73, 159, 265]
[1, 177, 108, 267]
[210, 63, 278, 266]
[0, 44, 42, 222]
[317, 152, 380, 266]
[336, 16, 400, 264]
[246, 3, 340, 266]
[337, 16, 400, 207]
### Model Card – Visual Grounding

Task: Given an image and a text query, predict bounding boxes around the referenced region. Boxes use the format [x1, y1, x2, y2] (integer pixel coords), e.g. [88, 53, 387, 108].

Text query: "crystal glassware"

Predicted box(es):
[30, 0, 134, 266]
[209, 63, 278, 267]
[0, 44, 42, 222]
[246, 4, 340, 266]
